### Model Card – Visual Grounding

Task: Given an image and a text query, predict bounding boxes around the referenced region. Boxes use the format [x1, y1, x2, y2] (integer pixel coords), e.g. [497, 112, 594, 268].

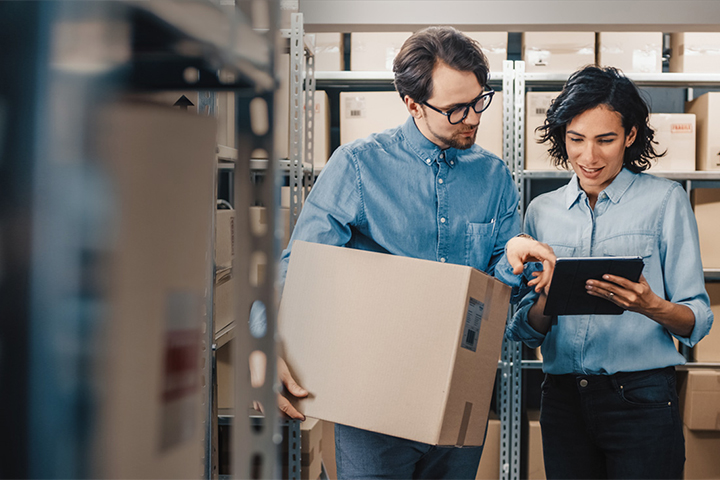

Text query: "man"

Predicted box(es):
[277, 26, 554, 479]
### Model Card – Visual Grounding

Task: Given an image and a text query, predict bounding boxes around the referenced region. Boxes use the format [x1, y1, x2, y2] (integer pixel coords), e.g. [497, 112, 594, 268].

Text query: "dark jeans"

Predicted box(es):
[540, 366, 685, 479]
[335, 423, 485, 479]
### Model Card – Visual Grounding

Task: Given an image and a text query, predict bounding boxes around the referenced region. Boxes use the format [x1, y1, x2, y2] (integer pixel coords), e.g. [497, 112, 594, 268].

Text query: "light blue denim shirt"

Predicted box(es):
[506, 168, 713, 375]
[279, 116, 521, 284]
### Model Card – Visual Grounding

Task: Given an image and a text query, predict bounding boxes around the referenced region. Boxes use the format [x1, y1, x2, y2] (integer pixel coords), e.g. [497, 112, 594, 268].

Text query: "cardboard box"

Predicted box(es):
[278, 241, 511, 446]
[308, 90, 331, 169]
[214, 272, 235, 334]
[340, 91, 504, 158]
[692, 188, 720, 269]
[216, 340, 234, 410]
[647, 113, 696, 172]
[694, 283, 720, 362]
[597, 32, 663, 74]
[683, 424, 720, 479]
[685, 92, 720, 171]
[93, 102, 215, 478]
[523, 32, 595, 74]
[301, 418, 323, 480]
[475, 417, 501, 479]
[670, 33, 720, 74]
[216, 209, 235, 269]
[679, 369, 720, 431]
[250, 205, 292, 250]
[525, 92, 562, 170]
[322, 421, 337, 479]
[350, 32, 412, 71]
[465, 32, 508, 73]
[527, 410, 546, 480]
[313, 33, 343, 71]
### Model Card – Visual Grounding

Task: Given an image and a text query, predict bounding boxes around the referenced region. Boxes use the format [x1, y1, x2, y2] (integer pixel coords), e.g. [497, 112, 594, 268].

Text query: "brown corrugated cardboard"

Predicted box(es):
[647, 113, 696, 172]
[93, 102, 215, 478]
[525, 92, 562, 170]
[678, 369, 720, 431]
[216, 209, 235, 269]
[670, 33, 720, 74]
[597, 32, 663, 73]
[527, 410, 546, 480]
[216, 340, 234, 409]
[475, 417, 500, 479]
[350, 32, 412, 71]
[314, 33, 344, 71]
[683, 424, 720, 479]
[322, 421, 337, 479]
[465, 32, 508, 72]
[310, 90, 331, 169]
[214, 272, 234, 334]
[694, 283, 720, 362]
[339, 91, 504, 159]
[278, 241, 511, 446]
[301, 418, 323, 480]
[685, 92, 720, 171]
[691, 189, 720, 269]
[523, 32, 595, 73]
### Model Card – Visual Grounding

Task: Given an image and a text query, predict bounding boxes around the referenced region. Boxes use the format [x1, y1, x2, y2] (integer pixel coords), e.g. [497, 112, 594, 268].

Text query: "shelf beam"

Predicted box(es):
[300, 1, 720, 32]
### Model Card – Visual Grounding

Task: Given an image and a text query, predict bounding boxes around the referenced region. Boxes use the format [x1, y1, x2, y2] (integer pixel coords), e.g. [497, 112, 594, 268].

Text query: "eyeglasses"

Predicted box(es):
[422, 89, 495, 125]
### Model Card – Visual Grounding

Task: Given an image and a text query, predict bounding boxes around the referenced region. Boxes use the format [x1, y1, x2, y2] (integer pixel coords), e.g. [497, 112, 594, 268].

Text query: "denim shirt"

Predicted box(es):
[506, 168, 713, 375]
[279, 116, 521, 285]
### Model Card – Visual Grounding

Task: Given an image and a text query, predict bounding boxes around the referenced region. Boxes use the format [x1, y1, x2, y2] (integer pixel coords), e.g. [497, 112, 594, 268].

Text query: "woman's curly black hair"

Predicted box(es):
[537, 65, 664, 172]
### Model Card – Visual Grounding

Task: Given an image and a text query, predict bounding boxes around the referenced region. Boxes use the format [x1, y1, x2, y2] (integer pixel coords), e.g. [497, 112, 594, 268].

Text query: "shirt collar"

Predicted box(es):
[400, 116, 458, 168]
[564, 167, 638, 209]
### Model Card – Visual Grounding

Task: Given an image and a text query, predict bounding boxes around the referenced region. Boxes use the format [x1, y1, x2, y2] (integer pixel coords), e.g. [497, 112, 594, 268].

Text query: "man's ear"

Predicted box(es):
[404, 95, 423, 119]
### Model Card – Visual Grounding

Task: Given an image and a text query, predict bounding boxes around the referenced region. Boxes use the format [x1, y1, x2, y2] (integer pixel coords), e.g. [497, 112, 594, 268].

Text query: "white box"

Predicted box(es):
[465, 32, 508, 73]
[685, 92, 720, 171]
[525, 91, 562, 170]
[692, 189, 720, 269]
[523, 32, 595, 74]
[308, 90, 331, 169]
[647, 113, 696, 172]
[350, 32, 412, 71]
[598, 32, 663, 74]
[670, 33, 720, 74]
[314, 33, 343, 71]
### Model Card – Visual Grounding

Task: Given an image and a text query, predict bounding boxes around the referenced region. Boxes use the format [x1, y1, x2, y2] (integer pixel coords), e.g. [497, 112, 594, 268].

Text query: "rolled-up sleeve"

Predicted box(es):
[661, 185, 714, 347]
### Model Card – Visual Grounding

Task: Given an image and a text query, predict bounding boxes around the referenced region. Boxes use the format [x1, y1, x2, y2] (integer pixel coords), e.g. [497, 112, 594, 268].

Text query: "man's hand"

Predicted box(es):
[505, 235, 556, 294]
[277, 357, 308, 420]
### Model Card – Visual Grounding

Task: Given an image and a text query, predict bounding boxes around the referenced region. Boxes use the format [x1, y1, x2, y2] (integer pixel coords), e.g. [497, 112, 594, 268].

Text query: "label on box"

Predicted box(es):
[527, 49, 550, 67]
[462, 297, 484, 352]
[344, 95, 366, 119]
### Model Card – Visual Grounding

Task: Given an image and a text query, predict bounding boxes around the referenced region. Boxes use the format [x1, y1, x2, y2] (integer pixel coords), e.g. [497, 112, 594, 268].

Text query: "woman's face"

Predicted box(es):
[565, 105, 637, 201]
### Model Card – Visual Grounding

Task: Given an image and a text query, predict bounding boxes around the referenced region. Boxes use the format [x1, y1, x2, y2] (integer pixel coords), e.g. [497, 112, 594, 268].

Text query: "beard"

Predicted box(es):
[426, 122, 478, 150]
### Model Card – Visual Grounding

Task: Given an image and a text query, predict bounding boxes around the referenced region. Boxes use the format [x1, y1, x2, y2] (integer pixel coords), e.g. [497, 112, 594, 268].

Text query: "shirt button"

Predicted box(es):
[438, 179, 444, 184]
[440, 217, 446, 223]
[579, 379, 588, 387]
[440, 257, 446, 263]
[440, 152, 445, 159]
[450, 161, 454, 165]
[426, 159, 431, 164]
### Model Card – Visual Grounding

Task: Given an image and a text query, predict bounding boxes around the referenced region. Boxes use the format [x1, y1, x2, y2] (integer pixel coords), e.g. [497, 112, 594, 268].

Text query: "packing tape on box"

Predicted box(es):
[456, 401, 473, 447]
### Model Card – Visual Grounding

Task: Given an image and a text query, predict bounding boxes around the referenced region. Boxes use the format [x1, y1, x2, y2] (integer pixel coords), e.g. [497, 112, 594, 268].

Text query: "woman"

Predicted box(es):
[507, 66, 713, 479]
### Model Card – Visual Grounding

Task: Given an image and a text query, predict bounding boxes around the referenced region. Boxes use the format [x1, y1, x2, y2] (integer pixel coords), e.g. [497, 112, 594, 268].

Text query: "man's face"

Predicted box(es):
[410, 62, 484, 150]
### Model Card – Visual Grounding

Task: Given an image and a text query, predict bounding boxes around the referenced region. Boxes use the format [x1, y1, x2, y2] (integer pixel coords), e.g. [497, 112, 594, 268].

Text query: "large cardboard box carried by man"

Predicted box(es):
[278, 241, 510, 446]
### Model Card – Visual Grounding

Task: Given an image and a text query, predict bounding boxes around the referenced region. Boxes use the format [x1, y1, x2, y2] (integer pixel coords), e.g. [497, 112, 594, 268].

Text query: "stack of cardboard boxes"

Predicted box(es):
[679, 369, 720, 479]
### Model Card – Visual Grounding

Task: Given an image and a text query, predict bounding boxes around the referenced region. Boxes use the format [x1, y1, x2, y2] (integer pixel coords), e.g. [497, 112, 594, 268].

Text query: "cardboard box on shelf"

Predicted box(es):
[694, 283, 720, 362]
[683, 424, 720, 479]
[216, 340, 233, 409]
[522, 32, 595, 74]
[646, 113, 696, 172]
[278, 241, 511, 446]
[214, 273, 234, 335]
[301, 418, 323, 480]
[216, 209, 235, 269]
[597, 32, 663, 74]
[685, 92, 720, 171]
[307, 90, 331, 169]
[527, 410, 546, 480]
[339, 91, 504, 159]
[93, 102, 215, 479]
[350, 32, 412, 71]
[313, 33, 344, 71]
[250, 205, 292, 250]
[465, 32, 508, 73]
[691, 188, 720, 269]
[678, 369, 720, 431]
[670, 33, 720, 74]
[475, 416, 501, 479]
[525, 91, 562, 170]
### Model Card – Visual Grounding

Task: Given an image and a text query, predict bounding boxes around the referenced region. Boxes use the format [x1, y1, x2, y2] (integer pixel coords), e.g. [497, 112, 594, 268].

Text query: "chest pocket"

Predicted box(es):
[465, 222, 495, 271]
[598, 233, 654, 259]
[549, 244, 577, 259]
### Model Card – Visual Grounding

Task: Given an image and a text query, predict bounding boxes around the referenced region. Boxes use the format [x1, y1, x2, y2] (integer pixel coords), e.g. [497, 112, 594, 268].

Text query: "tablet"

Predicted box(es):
[543, 256, 644, 316]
